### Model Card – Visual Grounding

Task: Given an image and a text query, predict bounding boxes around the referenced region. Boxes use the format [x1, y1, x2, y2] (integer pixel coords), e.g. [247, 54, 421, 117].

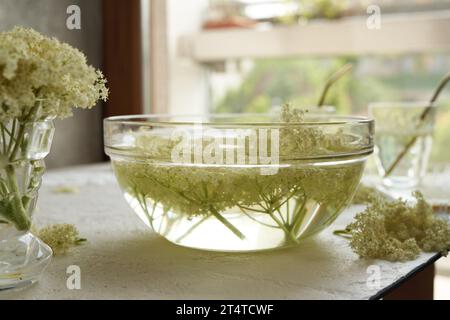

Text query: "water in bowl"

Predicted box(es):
[112, 157, 365, 252]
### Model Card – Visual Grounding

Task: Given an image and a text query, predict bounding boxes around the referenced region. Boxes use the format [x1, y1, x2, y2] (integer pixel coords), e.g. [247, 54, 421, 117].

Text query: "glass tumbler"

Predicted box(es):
[370, 102, 436, 190]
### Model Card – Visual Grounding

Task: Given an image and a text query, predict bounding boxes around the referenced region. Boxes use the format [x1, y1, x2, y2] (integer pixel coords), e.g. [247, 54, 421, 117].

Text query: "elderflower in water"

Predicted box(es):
[106, 106, 372, 251]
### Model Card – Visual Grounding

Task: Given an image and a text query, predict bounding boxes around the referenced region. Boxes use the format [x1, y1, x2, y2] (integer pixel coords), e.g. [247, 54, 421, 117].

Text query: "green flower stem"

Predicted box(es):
[237, 205, 267, 214]
[6, 119, 17, 154]
[317, 63, 352, 107]
[285, 200, 290, 226]
[199, 181, 246, 240]
[175, 215, 210, 242]
[238, 206, 278, 228]
[384, 72, 450, 177]
[0, 105, 40, 231]
[8, 121, 27, 161]
[209, 205, 246, 240]
[1, 125, 6, 154]
[288, 198, 307, 236]
[333, 229, 352, 238]
[4, 164, 31, 230]
[237, 188, 307, 243]
[135, 191, 153, 224]
[268, 207, 299, 244]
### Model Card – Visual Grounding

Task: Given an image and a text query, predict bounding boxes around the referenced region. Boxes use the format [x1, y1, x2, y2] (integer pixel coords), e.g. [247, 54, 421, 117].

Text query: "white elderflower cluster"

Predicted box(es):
[345, 192, 450, 261]
[37, 224, 86, 255]
[0, 26, 108, 121]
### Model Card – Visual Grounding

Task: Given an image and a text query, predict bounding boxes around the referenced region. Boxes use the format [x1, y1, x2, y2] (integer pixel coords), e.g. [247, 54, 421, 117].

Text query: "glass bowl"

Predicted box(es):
[104, 114, 374, 252]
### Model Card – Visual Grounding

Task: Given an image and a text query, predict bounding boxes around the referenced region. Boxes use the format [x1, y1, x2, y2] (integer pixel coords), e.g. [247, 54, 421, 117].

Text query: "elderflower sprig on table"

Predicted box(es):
[337, 192, 450, 261]
[37, 224, 86, 255]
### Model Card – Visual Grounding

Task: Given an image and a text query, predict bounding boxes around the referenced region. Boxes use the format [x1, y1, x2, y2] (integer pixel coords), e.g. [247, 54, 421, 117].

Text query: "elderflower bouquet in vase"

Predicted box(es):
[0, 27, 107, 290]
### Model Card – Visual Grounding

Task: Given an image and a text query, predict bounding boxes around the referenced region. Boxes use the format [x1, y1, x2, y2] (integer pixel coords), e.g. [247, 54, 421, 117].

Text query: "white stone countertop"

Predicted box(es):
[3, 163, 446, 300]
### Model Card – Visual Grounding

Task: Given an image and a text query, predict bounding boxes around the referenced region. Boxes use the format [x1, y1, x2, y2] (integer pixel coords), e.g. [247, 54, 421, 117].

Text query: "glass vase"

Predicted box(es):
[0, 118, 54, 291]
[370, 102, 436, 192]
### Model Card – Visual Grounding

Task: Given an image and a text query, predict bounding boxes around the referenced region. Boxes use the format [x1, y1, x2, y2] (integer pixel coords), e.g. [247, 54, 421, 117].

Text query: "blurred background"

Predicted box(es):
[0, 0, 449, 298]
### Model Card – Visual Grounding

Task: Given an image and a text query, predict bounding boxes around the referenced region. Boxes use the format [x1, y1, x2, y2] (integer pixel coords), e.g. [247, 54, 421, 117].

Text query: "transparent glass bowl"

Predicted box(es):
[104, 114, 374, 252]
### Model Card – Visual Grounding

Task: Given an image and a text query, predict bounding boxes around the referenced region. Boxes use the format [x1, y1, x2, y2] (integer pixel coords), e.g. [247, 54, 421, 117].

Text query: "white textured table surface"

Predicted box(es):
[3, 163, 444, 300]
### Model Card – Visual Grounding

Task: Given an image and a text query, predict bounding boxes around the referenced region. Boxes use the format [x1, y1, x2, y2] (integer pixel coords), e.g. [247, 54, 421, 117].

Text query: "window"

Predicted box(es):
[164, 1, 450, 298]
[169, 0, 450, 164]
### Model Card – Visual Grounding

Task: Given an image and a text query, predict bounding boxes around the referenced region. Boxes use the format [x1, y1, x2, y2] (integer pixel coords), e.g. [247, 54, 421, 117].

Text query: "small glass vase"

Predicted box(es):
[0, 118, 54, 291]
[370, 102, 436, 193]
